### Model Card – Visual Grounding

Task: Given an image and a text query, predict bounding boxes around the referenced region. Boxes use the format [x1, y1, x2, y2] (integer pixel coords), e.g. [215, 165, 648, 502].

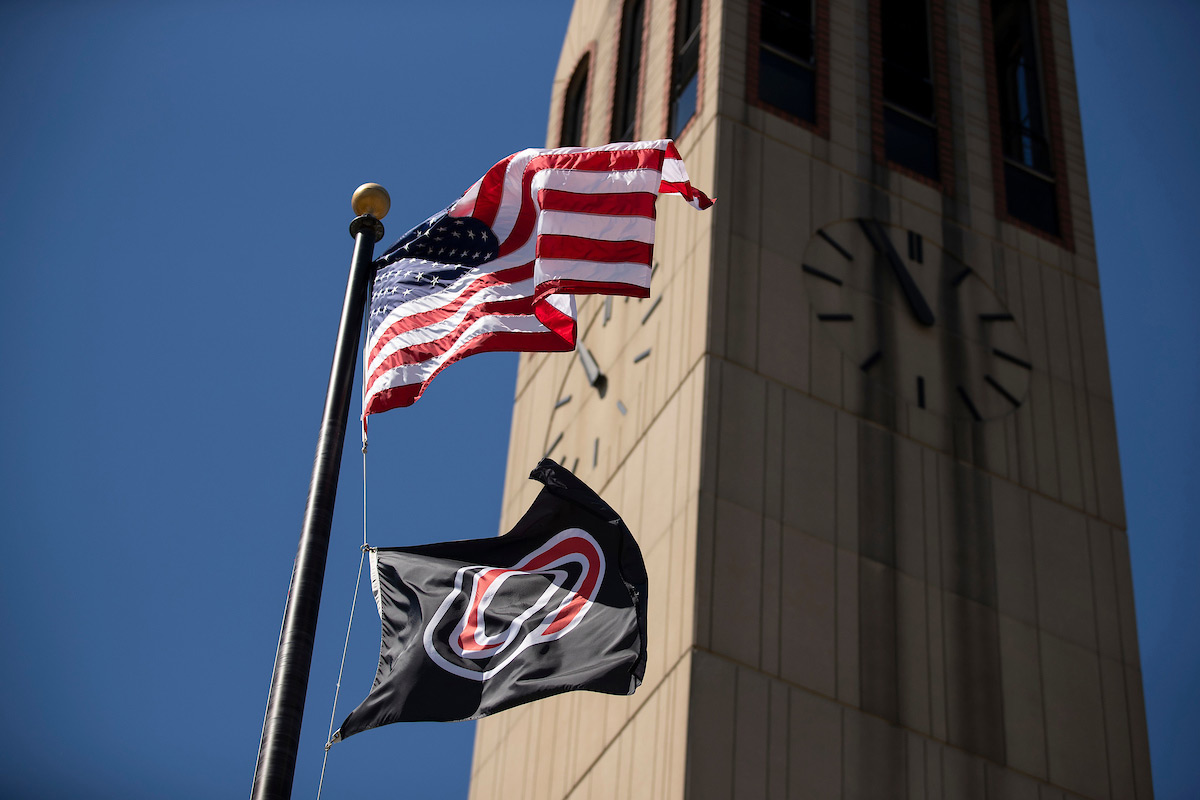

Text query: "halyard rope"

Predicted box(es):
[316, 311, 373, 798]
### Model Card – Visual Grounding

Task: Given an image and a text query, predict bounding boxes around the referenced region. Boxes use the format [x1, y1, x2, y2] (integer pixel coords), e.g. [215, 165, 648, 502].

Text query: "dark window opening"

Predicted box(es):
[612, 0, 645, 142]
[758, 0, 816, 122]
[991, 0, 1058, 234]
[882, 0, 938, 178]
[669, 0, 702, 138]
[561, 54, 590, 147]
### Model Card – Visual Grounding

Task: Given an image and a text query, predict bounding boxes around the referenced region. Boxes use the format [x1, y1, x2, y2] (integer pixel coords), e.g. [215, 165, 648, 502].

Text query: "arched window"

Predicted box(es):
[880, 0, 938, 179]
[990, 0, 1059, 235]
[668, 0, 702, 138]
[611, 0, 646, 142]
[757, 0, 816, 123]
[561, 54, 591, 147]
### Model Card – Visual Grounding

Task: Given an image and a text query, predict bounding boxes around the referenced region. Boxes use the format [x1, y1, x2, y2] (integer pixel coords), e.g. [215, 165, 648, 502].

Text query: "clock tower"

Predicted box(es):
[470, 0, 1152, 798]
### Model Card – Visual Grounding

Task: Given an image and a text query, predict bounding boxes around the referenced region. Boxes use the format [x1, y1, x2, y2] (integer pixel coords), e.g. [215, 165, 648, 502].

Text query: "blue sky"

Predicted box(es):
[0, 1, 1195, 798]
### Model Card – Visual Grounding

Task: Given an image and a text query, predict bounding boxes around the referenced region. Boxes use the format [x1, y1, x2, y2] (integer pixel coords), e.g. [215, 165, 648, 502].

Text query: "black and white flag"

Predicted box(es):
[332, 459, 648, 740]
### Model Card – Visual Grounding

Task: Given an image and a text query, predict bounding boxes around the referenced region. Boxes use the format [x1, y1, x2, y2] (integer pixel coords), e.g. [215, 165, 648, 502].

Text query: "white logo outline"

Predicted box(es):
[423, 528, 605, 681]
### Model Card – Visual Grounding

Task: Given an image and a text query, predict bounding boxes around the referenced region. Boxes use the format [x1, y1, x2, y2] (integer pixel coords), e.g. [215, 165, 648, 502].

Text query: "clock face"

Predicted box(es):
[542, 291, 658, 472]
[801, 219, 1031, 421]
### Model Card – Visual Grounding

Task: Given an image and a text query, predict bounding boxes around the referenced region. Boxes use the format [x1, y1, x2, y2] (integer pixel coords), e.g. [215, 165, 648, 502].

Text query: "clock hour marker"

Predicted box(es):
[545, 431, 564, 459]
[993, 348, 1032, 370]
[802, 264, 843, 285]
[603, 296, 613, 325]
[572, 457, 579, 474]
[858, 218, 936, 327]
[818, 229, 854, 261]
[818, 313, 854, 322]
[917, 376, 926, 409]
[641, 296, 662, 325]
[985, 375, 1021, 407]
[860, 350, 882, 372]
[593, 437, 599, 468]
[907, 231, 923, 263]
[633, 348, 651, 364]
[950, 267, 972, 288]
[555, 394, 572, 409]
[957, 386, 983, 421]
[617, 400, 627, 416]
[979, 312, 1014, 322]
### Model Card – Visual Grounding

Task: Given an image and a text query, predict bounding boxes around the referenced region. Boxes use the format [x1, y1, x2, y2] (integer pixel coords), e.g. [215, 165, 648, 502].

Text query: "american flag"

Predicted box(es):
[362, 139, 713, 417]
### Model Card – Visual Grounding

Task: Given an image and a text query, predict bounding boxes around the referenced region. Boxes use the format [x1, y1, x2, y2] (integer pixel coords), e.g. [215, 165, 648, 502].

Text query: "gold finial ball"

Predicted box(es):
[351, 183, 390, 220]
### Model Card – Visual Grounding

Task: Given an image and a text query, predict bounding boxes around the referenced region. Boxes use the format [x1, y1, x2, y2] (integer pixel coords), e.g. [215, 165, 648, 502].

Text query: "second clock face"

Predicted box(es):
[801, 219, 1031, 421]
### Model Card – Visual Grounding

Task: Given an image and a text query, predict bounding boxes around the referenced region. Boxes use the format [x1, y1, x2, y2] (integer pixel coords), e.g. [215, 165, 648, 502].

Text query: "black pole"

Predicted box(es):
[251, 200, 386, 800]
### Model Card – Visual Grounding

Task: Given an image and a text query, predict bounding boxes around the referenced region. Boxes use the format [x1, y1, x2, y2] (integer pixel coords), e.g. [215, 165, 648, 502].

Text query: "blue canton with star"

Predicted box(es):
[368, 212, 500, 340]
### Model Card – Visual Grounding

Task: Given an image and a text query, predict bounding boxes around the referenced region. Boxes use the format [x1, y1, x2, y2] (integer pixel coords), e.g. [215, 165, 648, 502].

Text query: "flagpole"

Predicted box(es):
[251, 184, 389, 800]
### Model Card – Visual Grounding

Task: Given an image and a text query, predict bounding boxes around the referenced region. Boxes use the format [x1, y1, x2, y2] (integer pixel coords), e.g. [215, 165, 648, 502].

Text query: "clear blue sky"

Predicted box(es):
[0, 2, 1195, 798]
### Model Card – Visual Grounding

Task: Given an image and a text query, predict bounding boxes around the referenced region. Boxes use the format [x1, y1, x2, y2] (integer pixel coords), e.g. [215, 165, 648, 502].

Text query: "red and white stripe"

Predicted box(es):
[363, 139, 713, 416]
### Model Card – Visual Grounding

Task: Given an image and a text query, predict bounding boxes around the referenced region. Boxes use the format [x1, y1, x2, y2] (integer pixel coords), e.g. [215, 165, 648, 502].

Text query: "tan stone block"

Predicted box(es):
[836, 548, 860, 707]
[787, 688, 842, 799]
[694, 489, 717, 651]
[685, 651, 736, 799]
[732, 667, 770, 798]
[1051, 377, 1084, 510]
[896, 572, 931, 735]
[992, 477, 1037, 625]
[942, 745, 988, 800]
[1073, 381, 1099, 515]
[782, 389, 837, 542]
[836, 411, 859, 551]
[1085, 518, 1122, 663]
[758, 249, 812, 394]
[1029, 372, 1061, 499]
[1040, 267, 1073, 382]
[1089, 394, 1125, 527]
[722, 234, 760, 369]
[987, 761, 1044, 800]
[810, 160, 843, 232]
[842, 706, 906, 799]
[1012, 400, 1040, 492]
[726, 122, 764, 244]
[641, 401, 679, 542]
[1098, 655, 1135, 800]
[761, 518, 781, 676]
[942, 592, 1005, 763]
[761, 137, 811, 259]
[1111, 528, 1141, 668]
[894, 433, 926, 580]
[641, 531, 672, 692]
[1074, 282, 1113, 399]
[1040, 632, 1109, 800]
[716, 362, 767, 512]
[710, 498, 763, 666]
[1031, 495, 1096, 650]
[926, 581, 947, 742]
[779, 526, 836, 695]
[1125, 665, 1154, 799]
[999, 615, 1049, 779]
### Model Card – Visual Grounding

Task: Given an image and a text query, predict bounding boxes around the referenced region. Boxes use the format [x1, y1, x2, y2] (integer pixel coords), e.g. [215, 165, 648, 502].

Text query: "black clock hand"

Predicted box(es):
[858, 219, 936, 326]
[576, 340, 608, 397]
